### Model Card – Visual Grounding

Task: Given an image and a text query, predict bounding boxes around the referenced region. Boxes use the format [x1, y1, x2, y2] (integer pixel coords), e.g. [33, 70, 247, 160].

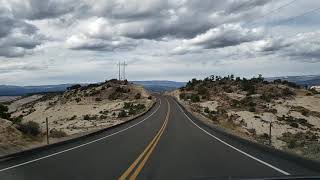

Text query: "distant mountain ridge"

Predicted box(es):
[0, 84, 74, 96]
[0, 80, 186, 96]
[266, 75, 320, 86]
[0, 76, 318, 96]
[132, 80, 186, 92]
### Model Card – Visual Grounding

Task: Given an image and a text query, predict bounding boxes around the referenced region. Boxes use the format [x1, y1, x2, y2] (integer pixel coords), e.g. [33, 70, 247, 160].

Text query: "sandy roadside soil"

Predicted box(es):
[8, 95, 43, 113]
[169, 90, 320, 153]
[0, 96, 21, 103]
[0, 99, 155, 157]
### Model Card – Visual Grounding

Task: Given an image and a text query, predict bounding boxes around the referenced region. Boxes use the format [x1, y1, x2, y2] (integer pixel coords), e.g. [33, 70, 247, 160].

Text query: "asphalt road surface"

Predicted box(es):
[0, 95, 319, 180]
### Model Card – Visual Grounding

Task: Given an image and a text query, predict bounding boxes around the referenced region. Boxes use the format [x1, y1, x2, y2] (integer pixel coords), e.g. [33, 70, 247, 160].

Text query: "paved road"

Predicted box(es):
[0, 95, 319, 179]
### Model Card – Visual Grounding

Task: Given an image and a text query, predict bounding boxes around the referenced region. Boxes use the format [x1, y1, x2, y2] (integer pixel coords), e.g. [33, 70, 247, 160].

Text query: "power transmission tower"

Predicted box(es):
[122, 61, 128, 80]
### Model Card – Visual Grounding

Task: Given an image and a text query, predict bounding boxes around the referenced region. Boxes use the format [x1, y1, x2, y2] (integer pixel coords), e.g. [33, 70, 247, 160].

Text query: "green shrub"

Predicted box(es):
[208, 113, 217, 121]
[0, 104, 10, 119]
[50, 129, 67, 138]
[10, 115, 23, 124]
[95, 97, 102, 101]
[124, 103, 145, 115]
[135, 93, 141, 99]
[282, 88, 295, 96]
[17, 121, 41, 136]
[290, 122, 299, 128]
[288, 139, 297, 149]
[69, 115, 77, 120]
[179, 93, 186, 100]
[124, 102, 133, 109]
[128, 108, 135, 115]
[230, 99, 240, 108]
[67, 84, 81, 90]
[261, 93, 272, 102]
[197, 86, 208, 95]
[301, 109, 308, 116]
[204, 107, 210, 114]
[116, 87, 129, 93]
[249, 107, 255, 112]
[75, 98, 81, 103]
[118, 110, 127, 118]
[240, 80, 255, 94]
[135, 104, 146, 110]
[83, 114, 90, 120]
[108, 92, 120, 100]
[83, 114, 98, 120]
[267, 108, 277, 114]
[306, 92, 313, 96]
[148, 96, 152, 100]
[190, 94, 200, 102]
[224, 86, 233, 93]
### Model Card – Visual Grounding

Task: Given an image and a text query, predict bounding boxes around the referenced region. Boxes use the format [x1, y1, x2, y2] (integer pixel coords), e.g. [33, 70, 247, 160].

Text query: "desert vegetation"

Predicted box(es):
[171, 74, 320, 160]
[0, 79, 154, 155]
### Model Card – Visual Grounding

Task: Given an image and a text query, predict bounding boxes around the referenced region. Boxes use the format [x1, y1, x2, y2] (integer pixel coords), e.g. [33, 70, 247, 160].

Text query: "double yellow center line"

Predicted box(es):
[119, 98, 170, 180]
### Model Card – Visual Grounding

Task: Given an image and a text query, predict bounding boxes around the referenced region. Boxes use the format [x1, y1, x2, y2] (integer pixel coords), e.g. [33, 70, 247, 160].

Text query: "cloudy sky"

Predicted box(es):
[1, 0, 320, 85]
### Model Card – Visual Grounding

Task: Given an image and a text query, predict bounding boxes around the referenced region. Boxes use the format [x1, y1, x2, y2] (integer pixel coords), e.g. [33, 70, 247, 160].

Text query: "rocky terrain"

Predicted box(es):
[0, 80, 154, 155]
[170, 75, 320, 160]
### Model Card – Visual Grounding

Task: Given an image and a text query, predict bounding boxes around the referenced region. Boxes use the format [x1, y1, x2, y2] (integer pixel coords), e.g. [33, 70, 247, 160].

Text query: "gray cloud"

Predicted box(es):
[172, 24, 264, 55]
[0, 7, 46, 57]
[252, 31, 320, 61]
[4, 0, 80, 20]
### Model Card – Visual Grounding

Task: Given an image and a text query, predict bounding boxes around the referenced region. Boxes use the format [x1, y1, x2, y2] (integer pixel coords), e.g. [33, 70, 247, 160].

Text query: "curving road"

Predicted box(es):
[0, 95, 319, 180]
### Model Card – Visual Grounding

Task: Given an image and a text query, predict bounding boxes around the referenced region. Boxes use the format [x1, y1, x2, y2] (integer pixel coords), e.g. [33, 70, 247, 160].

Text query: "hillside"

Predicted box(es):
[170, 75, 320, 160]
[0, 79, 154, 155]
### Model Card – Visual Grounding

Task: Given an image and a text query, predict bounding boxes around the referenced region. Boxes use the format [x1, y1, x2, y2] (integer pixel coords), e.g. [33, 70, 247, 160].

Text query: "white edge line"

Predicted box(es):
[173, 100, 290, 176]
[0, 98, 162, 172]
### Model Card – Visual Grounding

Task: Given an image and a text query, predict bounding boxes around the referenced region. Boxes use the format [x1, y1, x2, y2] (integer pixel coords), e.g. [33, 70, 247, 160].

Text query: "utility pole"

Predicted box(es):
[46, 117, 49, 145]
[122, 61, 127, 80]
[118, 62, 121, 81]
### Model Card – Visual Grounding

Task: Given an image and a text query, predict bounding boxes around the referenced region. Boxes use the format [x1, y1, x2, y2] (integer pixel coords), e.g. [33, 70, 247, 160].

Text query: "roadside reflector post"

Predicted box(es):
[46, 117, 49, 145]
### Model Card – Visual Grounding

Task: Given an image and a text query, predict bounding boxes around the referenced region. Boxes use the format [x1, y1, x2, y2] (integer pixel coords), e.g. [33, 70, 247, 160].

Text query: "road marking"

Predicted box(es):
[0, 98, 162, 173]
[119, 98, 170, 180]
[173, 99, 290, 176]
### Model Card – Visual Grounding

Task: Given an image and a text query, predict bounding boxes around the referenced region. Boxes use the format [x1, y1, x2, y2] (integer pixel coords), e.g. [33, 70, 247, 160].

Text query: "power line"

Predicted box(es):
[228, 0, 271, 14]
[243, 1, 320, 37]
[276, 6, 320, 24]
[245, 0, 299, 26]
